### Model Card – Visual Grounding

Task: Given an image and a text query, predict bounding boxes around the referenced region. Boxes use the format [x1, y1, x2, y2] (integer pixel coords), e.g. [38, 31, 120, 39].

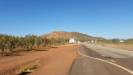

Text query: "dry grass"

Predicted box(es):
[99, 43, 133, 51]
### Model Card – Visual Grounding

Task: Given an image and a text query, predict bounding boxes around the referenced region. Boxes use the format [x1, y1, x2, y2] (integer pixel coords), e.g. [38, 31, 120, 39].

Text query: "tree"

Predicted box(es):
[24, 35, 36, 51]
[0, 34, 7, 56]
[0, 33, 67, 56]
[33, 36, 42, 48]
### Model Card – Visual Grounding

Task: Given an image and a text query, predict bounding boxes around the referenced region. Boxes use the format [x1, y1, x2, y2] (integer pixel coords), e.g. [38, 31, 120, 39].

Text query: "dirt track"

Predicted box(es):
[29, 45, 78, 75]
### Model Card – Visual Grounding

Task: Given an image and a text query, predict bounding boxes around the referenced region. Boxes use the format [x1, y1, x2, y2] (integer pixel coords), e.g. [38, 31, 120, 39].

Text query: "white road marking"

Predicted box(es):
[77, 47, 133, 75]
[109, 59, 116, 63]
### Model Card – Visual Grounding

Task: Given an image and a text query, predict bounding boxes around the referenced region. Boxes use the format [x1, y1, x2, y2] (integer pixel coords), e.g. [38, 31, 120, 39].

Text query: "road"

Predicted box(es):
[84, 43, 133, 58]
[70, 44, 133, 75]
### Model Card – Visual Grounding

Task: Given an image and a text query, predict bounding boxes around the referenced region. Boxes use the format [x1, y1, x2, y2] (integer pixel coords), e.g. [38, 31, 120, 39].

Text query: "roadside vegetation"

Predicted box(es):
[97, 39, 133, 50]
[0, 34, 68, 56]
[98, 39, 133, 44]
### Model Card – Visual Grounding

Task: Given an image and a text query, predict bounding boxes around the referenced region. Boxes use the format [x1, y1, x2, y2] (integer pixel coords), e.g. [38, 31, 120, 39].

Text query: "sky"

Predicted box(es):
[0, 0, 133, 39]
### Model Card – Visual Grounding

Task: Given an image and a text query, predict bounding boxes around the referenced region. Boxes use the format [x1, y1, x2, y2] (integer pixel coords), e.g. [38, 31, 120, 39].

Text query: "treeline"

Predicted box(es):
[0, 34, 68, 56]
[48, 38, 69, 45]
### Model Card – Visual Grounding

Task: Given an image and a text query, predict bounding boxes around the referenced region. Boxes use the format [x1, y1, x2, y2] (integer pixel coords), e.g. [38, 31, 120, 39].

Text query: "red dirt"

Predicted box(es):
[0, 49, 50, 75]
[0, 45, 78, 75]
[29, 45, 78, 75]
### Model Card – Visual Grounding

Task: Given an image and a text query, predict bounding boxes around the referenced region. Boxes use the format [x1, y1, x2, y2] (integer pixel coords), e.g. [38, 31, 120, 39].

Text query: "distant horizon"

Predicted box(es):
[0, 0, 133, 39]
[0, 30, 132, 39]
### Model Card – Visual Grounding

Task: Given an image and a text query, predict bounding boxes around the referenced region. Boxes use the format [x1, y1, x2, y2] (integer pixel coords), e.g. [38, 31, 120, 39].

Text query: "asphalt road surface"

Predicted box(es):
[70, 44, 133, 75]
[84, 43, 133, 58]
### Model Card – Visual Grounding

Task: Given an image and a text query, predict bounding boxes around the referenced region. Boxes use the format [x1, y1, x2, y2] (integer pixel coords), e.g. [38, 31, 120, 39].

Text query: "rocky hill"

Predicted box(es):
[42, 31, 103, 42]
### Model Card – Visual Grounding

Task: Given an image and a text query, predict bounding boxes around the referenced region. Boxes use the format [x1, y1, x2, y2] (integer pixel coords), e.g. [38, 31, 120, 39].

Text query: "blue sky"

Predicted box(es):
[0, 0, 133, 39]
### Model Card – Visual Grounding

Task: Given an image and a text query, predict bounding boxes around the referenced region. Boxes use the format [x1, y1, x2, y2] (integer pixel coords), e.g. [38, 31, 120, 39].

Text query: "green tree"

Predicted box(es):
[24, 35, 36, 51]
[0, 34, 7, 56]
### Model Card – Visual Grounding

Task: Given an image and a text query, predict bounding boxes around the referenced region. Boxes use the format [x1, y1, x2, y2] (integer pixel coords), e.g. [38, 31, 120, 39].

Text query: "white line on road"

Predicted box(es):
[77, 47, 133, 75]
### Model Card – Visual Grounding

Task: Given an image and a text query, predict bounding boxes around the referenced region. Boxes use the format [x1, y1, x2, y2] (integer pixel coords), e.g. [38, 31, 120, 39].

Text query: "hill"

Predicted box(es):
[42, 31, 103, 42]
